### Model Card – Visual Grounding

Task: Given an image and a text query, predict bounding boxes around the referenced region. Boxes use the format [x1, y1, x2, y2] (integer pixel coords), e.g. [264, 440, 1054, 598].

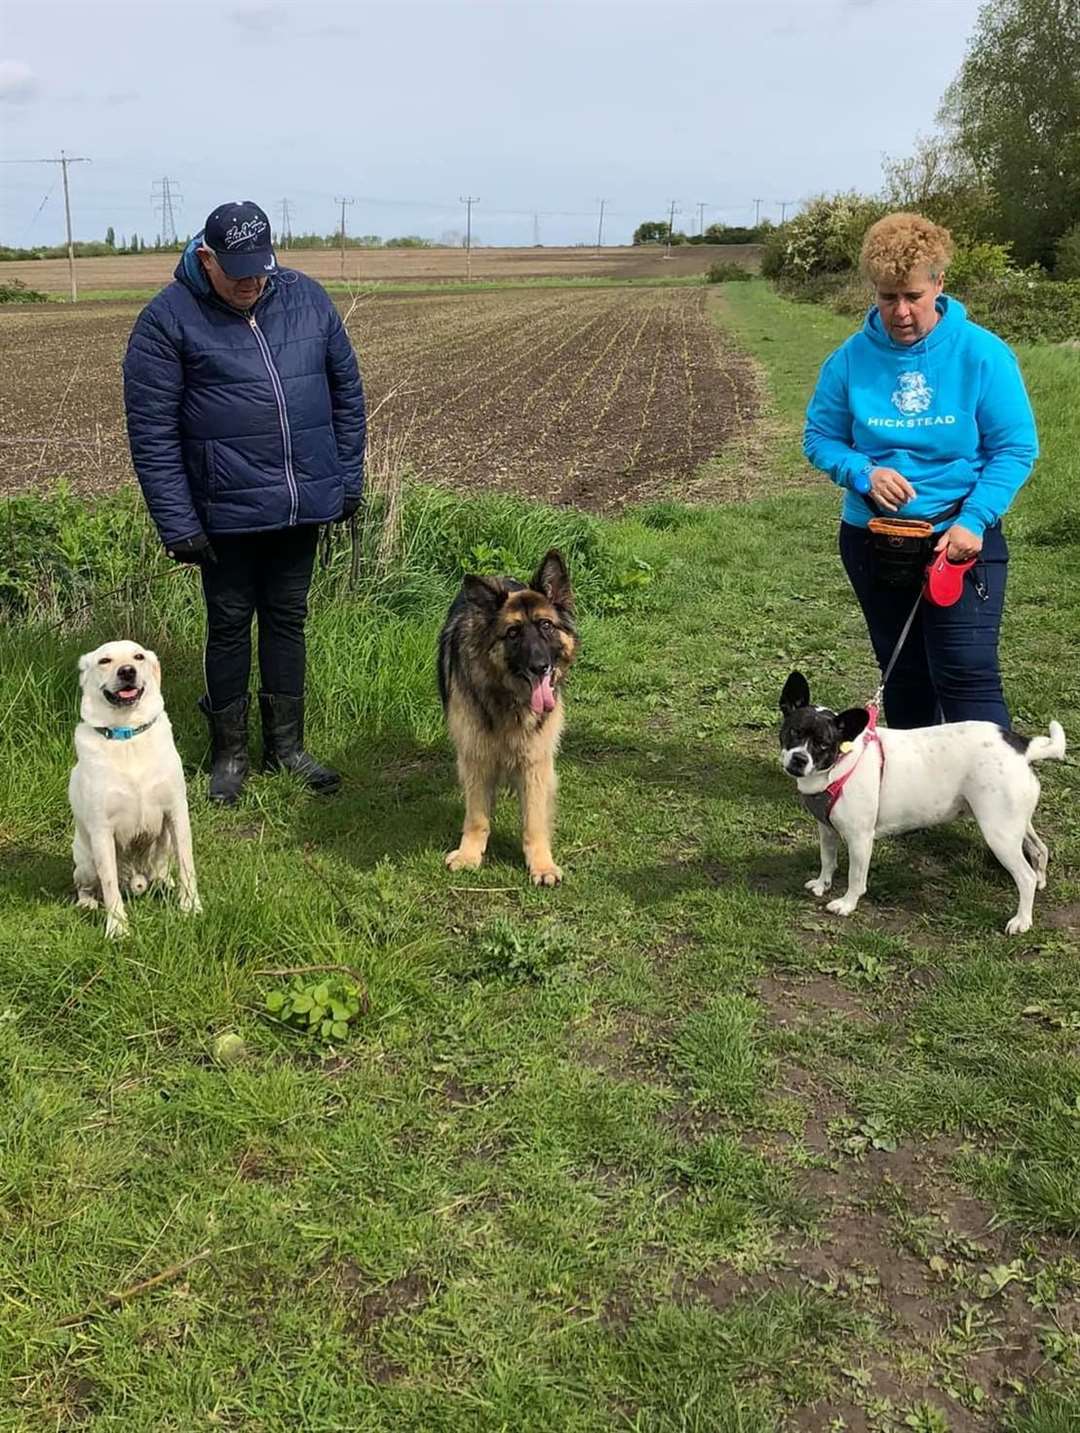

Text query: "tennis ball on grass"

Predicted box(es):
[213, 1032, 247, 1066]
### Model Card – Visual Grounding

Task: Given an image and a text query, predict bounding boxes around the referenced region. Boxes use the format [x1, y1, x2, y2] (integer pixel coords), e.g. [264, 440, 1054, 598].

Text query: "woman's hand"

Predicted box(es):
[935, 524, 982, 562]
[868, 466, 917, 512]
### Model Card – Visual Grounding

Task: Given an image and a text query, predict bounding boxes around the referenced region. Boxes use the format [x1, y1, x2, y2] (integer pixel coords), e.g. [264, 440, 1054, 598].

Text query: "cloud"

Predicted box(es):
[229, 5, 289, 34]
[0, 60, 40, 104]
[54, 87, 140, 108]
[302, 23, 359, 39]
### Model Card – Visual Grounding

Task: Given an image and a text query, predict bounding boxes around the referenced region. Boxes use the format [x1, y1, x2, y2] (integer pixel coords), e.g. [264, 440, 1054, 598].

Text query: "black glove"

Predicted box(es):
[167, 534, 217, 565]
[339, 493, 363, 523]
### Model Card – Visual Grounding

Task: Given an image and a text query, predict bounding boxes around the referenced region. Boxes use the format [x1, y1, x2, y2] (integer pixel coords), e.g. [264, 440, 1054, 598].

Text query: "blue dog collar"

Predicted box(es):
[94, 714, 160, 742]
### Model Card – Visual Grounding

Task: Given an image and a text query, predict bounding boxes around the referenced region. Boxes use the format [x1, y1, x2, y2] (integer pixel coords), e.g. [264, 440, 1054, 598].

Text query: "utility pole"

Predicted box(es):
[460, 195, 478, 280]
[697, 201, 707, 238]
[335, 196, 355, 278]
[779, 200, 795, 224]
[279, 197, 294, 249]
[58, 152, 89, 299]
[0, 152, 91, 300]
[665, 199, 678, 258]
[533, 211, 541, 247]
[152, 177, 182, 246]
[596, 197, 608, 250]
[753, 197, 764, 227]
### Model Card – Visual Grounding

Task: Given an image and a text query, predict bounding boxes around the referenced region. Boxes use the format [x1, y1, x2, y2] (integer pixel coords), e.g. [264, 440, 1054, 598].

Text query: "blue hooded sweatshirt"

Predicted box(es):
[803, 296, 1038, 537]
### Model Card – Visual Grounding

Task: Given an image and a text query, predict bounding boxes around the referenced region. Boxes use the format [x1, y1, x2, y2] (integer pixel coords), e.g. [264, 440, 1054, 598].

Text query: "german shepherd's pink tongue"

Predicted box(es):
[530, 670, 556, 715]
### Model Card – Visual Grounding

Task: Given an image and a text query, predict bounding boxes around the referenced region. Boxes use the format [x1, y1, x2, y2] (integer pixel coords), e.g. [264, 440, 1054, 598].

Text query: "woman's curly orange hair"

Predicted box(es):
[860, 212, 954, 284]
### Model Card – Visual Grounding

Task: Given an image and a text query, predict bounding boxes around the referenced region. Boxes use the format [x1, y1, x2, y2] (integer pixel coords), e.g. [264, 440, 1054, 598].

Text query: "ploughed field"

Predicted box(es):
[0, 242, 759, 293]
[0, 287, 758, 511]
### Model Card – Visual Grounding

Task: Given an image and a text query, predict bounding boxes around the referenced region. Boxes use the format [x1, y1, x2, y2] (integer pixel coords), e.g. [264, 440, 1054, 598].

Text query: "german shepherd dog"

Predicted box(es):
[438, 550, 578, 885]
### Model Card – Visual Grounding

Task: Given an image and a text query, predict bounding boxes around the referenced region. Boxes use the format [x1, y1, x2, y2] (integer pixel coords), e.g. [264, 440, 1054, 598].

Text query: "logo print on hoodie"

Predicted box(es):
[891, 372, 933, 416]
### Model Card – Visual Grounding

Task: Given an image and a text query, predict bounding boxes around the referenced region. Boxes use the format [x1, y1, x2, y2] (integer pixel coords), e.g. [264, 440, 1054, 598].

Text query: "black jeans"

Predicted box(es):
[200, 525, 319, 709]
[839, 522, 1010, 729]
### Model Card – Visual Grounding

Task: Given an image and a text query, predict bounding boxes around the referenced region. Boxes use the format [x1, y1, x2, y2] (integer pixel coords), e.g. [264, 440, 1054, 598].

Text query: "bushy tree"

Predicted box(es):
[767, 193, 887, 279]
[940, 0, 1080, 266]
[882, 132, 996, 240]
[105, 226, 116, 248]
[1055, 225, 1080, 280]
[703, 222, 773, 245]
[633, 221, 669, 245]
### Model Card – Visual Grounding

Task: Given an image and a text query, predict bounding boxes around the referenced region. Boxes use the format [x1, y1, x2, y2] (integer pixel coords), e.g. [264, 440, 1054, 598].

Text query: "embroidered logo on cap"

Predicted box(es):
[224, 216, 269, 250]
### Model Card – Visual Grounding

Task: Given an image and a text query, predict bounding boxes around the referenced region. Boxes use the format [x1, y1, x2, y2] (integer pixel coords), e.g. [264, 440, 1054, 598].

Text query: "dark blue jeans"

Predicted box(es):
[839, 522, 1010, 728]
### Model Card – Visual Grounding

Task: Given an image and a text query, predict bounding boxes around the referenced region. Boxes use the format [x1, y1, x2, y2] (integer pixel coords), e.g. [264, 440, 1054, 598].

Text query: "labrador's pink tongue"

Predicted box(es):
[530, 671, 556, 714]
[119, 688, 139, 700]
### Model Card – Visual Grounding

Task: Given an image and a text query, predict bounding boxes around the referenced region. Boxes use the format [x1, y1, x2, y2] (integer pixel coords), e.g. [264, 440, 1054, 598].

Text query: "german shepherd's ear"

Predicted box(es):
[463, 574, 507, 616]
[780, 670, 811, 715]
[837, 707, 870, 743]
[531, 549, 573, 615]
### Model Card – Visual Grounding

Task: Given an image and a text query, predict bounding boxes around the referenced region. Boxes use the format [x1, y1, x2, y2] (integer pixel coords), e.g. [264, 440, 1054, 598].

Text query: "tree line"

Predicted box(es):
[0, 232, 442, 262]
[632, 222, 773, 247]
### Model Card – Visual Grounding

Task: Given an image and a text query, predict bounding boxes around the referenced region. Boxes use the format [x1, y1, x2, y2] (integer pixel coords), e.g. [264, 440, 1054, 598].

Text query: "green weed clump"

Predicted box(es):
[265, 972, 367, 1043]
[706, 261, 753, 284]
[0, 277, 48, 304]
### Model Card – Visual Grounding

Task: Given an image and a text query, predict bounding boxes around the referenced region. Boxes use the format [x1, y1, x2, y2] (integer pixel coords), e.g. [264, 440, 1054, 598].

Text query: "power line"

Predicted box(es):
[0, 152, 91, 300]
[460, 195, 479, 280]
[19, 175, 59, 246]
[665, 199, 679, 258]
[151, 177, 182, 245]
[278, 197, 294, 249]
[334, 196, 355, 278]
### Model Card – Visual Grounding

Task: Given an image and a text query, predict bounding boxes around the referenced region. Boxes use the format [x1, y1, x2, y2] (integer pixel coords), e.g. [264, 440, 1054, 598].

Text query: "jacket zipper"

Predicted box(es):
[247, 313, 299, 526]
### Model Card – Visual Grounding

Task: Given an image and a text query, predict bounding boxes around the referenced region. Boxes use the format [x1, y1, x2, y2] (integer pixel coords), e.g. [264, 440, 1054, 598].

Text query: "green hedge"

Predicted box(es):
[773, 273, 1080, 345]
[962, 278, 1080, 345]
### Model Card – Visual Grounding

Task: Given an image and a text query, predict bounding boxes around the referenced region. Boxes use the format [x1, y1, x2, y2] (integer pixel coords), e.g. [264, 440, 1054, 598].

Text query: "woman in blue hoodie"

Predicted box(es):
[804, 212, 1038, 728]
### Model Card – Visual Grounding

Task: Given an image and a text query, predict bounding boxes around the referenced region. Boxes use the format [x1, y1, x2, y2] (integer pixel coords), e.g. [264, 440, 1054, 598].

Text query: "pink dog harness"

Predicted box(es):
[801, 704, 884, 826]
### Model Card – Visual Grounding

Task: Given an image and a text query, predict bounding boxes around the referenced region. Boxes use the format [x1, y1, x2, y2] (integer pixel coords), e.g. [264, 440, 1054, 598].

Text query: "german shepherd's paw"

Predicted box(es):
[445, 848, 483, 873]
[529, 862, 563, 887]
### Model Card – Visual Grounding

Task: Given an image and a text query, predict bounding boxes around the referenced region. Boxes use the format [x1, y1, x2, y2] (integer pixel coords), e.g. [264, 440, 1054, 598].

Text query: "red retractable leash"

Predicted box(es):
[872, 547, 976, 706]
[924, 549, 978, 608]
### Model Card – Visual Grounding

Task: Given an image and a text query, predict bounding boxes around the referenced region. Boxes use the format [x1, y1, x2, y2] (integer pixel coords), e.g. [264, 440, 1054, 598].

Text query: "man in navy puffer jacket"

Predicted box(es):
[123, 201, 365, 804]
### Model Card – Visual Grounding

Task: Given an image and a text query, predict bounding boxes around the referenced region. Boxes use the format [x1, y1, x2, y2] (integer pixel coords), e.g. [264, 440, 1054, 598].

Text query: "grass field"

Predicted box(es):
[1, 283, 1079, 1431]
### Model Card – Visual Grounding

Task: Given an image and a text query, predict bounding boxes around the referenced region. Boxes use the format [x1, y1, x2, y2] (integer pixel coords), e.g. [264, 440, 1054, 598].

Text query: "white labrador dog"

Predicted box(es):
[69, 640, 201, 939]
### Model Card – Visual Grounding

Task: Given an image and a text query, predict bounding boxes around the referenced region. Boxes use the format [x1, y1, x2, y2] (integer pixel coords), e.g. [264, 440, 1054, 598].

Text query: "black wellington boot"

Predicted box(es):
[259, 692, 341, 794]
[199, 694, 251, 805]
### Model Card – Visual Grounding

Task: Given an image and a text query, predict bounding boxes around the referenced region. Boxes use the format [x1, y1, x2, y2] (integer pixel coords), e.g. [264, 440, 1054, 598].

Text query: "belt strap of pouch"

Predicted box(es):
[861, 495, 964, 526]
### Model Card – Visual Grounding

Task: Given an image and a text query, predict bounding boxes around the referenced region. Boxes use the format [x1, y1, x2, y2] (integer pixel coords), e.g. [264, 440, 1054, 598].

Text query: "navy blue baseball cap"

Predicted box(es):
[202, 201, 277, 278]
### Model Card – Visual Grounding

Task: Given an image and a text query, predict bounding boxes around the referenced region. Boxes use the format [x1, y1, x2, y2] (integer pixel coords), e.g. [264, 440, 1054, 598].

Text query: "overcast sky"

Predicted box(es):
[1, 0, 982, 248]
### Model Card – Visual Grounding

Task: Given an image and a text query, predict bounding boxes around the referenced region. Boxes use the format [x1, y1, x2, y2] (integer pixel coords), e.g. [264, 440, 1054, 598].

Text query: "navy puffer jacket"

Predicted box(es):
[122, 241, 365, 547]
